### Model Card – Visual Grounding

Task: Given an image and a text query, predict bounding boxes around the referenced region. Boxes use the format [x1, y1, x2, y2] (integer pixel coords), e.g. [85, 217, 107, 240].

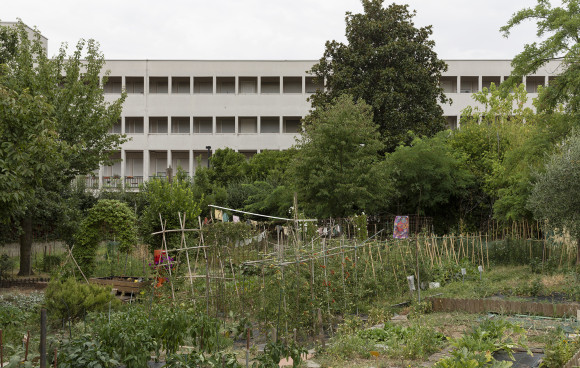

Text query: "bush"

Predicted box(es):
[0, 254, 15, 279]
[41, 254, 63, 273]
[44, 278, 119, 321]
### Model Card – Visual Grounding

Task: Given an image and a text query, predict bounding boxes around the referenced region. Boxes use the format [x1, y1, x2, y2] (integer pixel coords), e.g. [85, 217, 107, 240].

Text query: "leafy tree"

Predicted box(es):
[246, 149, 297, 183]
[500, 0, 580, 113]
[209, 148, 248, 187]
[0, 22, 126, 275]
[309, 0, 448, 151]
[527, 131, 580, 264]
[291, 95, 383, 218]
[376, 132, 473, 232]
[450, 83, 538, 226]
[140, 172, 202, 250]
[493, 111, 575, 221]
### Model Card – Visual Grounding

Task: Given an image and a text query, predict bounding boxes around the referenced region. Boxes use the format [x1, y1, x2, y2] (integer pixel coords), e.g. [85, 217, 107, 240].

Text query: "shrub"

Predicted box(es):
[44, 278, 119, 321]
[41, 254, 63, 273]
[0, 254, 15, 279]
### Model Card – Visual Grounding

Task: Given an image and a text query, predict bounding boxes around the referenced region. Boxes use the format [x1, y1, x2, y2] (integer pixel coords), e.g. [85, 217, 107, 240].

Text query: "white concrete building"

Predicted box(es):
[95, 58, 561, 190]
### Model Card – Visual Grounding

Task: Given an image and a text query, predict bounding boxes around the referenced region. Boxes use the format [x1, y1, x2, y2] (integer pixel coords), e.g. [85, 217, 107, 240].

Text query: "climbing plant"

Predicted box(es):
[73, 199, 138, 276]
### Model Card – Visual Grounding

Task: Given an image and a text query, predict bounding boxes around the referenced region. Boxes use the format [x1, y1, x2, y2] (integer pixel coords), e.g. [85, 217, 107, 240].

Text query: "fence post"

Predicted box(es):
[40, 309, 47, 368]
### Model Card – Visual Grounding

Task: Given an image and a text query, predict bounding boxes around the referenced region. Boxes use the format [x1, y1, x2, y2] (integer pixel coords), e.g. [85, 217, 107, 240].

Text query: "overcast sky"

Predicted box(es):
[3, 0, 547, 60]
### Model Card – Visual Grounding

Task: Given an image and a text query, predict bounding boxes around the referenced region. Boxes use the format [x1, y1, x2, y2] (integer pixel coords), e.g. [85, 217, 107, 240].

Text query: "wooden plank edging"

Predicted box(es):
[429, 297, 580, 318]
[563, 346, 580, 368]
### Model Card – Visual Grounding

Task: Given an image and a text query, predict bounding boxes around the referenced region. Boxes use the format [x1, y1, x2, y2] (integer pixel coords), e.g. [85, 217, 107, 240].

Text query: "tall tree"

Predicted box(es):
[0, 22, 126, 275]
[375, 132, 474, 232]
[501, 0, 580, 114]
[309, 0, 449, 151]
[527, 132, 580, 264]
[291, 95, 383, 218]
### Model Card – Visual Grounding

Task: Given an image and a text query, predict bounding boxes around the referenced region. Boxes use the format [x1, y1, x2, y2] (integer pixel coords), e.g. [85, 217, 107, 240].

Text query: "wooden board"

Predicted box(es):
[89, 276, 148, 294]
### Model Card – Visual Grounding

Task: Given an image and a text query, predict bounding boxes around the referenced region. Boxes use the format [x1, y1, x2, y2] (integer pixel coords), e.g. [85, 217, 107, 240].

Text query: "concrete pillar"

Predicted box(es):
[279, 116, 283, 135]
[168, 76, 172, 94]
[456, 76, 461, 93]
[478, 76, 482, 93]
[278, 76, 282, 94]
[212, 116, 216, 135]
[189, 150, 194, 177]
[143, 149, 149, 181]
[302, 76, 306, 94]
[212, 76, 216, 94]
[167, 150, 172, 173]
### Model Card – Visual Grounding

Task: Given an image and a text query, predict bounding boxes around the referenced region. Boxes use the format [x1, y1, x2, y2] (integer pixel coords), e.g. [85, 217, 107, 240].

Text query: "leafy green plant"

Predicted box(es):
[0, 254, 15, 279]
[252, 341, 307, 368]
[41, 254, 63, 273]
[358, 322, 445, 359]
[434, 347, 512, 368]
[326, 333, 375, 361]
[166, 351, 241, 368]
[94, 308, 157, 368]
[436, 317, 529, 367]
[57, 335, 120, 368]
[540, 328, 580, 368]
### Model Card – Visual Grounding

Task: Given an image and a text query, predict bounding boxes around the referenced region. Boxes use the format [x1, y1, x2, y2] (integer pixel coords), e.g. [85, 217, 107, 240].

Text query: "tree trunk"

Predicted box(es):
[18, 216, 34, 276]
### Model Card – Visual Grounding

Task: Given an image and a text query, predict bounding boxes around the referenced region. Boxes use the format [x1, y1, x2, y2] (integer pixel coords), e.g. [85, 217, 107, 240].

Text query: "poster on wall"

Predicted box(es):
[393, 216, 409, 239]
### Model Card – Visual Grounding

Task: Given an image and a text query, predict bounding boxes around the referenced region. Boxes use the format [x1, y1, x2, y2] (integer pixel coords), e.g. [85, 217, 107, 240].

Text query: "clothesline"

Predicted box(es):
[208, 204, 318, 222]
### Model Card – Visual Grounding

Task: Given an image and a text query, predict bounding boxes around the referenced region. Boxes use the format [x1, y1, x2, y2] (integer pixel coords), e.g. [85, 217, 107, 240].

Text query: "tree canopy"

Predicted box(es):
[0, 21, 126, 274]
[309, 0, 448, 151]
[527, 131, 580, 263]
[501, 0, 580, 113]
[291, 95, 383, 218]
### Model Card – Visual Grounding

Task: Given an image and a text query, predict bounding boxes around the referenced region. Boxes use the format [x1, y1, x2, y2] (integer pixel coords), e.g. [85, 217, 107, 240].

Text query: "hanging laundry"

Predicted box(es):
[250, 220, 259, 227]
[223, 213, 230, 222]
[203, 217, 209, 225]
[283, 226, 289, 236]
[214, 209, 223, 221]
[233, 215, 240, 223]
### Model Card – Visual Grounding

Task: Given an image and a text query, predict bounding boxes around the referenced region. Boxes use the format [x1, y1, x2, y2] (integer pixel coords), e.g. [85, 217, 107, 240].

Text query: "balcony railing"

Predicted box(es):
[124, 176, 144, 188]
[75, 175, 172, 191]
[102, 176, 123, 188]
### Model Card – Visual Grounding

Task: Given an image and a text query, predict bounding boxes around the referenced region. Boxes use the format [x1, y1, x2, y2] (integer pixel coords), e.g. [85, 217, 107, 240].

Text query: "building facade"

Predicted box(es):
[90, 58, 561, 189]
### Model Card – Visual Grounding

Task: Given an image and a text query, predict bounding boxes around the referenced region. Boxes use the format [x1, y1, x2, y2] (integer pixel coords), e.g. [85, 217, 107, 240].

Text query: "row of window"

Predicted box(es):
[103, 74, 555, 95]
[109, 116, 302, 134]
[439, 75, 555, 94]
[103, 76, 323, 94]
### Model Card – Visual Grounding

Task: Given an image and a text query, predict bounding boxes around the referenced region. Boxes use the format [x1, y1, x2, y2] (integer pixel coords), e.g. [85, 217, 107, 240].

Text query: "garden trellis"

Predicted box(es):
[152, 210, 578, 340]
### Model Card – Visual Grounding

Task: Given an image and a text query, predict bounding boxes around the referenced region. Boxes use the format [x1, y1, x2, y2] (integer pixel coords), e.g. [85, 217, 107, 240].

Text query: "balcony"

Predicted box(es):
[124, 176, 144, 188]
